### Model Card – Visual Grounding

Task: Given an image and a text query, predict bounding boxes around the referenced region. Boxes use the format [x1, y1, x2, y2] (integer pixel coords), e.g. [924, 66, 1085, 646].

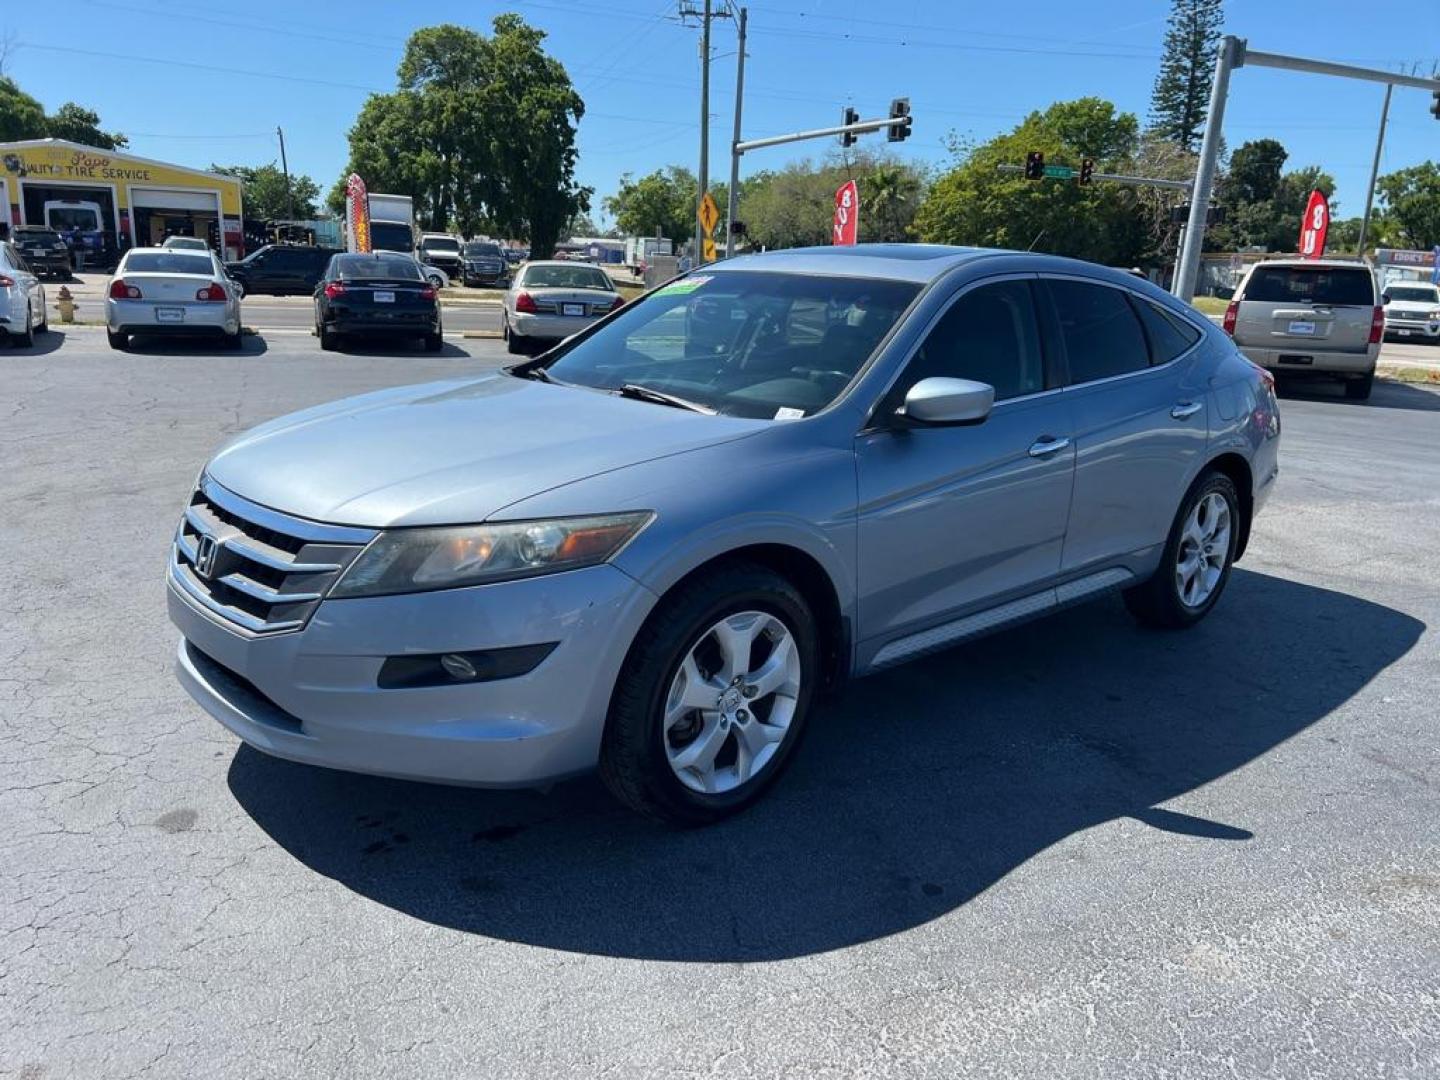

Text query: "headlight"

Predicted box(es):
[330, 512, 653, 598]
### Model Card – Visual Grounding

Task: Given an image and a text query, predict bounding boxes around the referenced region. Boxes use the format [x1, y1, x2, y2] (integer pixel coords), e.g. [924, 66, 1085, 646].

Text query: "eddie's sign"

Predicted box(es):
[833, 179, 858, 246]
[1298, 189, 1329, 260]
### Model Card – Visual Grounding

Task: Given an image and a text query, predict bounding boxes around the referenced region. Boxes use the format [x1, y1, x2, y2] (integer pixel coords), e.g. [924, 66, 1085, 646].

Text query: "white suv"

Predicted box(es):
[1381, 281, 1440, 344]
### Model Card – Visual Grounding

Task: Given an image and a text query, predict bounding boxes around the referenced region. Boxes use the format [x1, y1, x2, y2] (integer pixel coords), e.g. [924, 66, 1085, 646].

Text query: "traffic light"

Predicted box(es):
[887, 97, 912, 143]
[840, 106, 859, 148]
[1078, 158, 1095, 184]
[1024, 151, 1044, 180]
[1432, 90, 1440, 119]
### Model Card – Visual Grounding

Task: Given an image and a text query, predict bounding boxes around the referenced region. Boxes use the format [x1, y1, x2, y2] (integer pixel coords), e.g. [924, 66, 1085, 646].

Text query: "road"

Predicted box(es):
[3, 331, 1438, 1078]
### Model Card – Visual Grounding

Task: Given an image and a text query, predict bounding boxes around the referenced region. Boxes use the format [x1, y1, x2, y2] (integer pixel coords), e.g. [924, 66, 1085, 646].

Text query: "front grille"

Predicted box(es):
[171, 479, 375, 635]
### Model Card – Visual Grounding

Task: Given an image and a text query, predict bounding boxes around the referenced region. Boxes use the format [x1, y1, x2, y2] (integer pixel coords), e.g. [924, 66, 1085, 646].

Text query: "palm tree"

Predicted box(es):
[861, 164, 922, 242]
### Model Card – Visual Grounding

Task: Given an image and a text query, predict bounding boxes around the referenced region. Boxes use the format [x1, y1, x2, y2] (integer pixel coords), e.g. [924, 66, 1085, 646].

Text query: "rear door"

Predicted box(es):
[1039, 277, 1209, 572]
[1236, 264, 1376, 354]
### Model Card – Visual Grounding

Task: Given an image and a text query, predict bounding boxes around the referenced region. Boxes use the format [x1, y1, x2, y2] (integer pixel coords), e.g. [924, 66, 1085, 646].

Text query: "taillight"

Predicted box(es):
[323, 282, 345, 299]
[420, 285, 436, 301]
[109, 279, 141, 299]
[514, 291, 538, 314]
[196, 283, 227, 301]
[1222, 301, 1239, 336]
[0, 274, 14, 288]
[1368, 305, 1384, 344]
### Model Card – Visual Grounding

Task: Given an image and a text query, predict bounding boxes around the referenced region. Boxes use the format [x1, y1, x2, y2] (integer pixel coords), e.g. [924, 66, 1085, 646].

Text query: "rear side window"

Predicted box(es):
[1243, 266, 1374, 306]
[123, 252, 215, 275]
[1134, 299, 1202, 364]
[901, 280, 1046, 402]
[1046, 280, 1150, 384]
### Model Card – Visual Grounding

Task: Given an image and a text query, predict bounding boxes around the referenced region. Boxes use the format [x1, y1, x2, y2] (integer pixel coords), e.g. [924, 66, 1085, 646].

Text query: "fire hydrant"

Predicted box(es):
[56, 286, 77, 323]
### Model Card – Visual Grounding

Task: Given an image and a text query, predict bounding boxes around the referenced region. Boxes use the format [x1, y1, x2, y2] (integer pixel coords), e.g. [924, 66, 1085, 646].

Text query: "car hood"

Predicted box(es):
[205, 374, 767, 527]
[1386, 301, 1438, 315]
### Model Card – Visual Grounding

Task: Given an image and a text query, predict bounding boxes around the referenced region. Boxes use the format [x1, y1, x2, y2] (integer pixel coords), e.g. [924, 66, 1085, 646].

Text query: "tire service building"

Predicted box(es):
[0, 139, 244, 261]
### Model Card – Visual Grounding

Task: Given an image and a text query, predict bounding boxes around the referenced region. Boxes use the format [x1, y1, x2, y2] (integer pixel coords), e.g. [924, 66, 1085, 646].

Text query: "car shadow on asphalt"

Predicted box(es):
[6, 329, 67, 357]
[226, 568, 1424, 962]
[1278, 377, 1440, 412]
[121, 335, 271, 357]
[333, 339, 471, 359]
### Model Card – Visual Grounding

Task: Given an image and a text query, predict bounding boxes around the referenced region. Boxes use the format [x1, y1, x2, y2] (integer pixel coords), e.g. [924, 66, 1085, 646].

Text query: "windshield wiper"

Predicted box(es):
[616, 383, 716, 414]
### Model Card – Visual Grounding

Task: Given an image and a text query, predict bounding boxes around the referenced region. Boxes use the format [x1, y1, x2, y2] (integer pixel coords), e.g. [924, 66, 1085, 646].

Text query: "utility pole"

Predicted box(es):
[725, 6, 747, 258]
[679, 1, 730, 263]
[276, 125, 296, 224]
[1357, 83, 1392, 257]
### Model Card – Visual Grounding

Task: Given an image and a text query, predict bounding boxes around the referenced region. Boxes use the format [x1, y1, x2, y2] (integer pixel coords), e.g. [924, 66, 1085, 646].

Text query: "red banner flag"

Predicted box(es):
[833, 179, 859, 246]
[345, 174, 372, 254]
[1298, 189, 1329, 260]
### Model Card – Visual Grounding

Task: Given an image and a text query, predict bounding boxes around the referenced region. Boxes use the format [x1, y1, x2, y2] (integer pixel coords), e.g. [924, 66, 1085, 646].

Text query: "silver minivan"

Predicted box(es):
[1223, 258, 1382, 399]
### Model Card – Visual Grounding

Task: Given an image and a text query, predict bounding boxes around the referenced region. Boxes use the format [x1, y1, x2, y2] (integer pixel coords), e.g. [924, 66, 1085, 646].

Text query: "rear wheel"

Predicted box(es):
[107, 330, 128, 351]
[319, 326, 339, 352]
[600, 562, 818, 824]
[1344, 372, 1374, 400]
[12, 308, 34, 348]
[423, 330, 443, 352]
[504, 317, 526, 355]
[1124, 471, 1240, 630]
[221, 328, 244, 351]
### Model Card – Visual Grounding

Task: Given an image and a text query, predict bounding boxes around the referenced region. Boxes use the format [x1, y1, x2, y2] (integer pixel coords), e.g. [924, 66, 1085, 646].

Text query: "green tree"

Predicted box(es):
[0, 77, 48, 141]
[733, 152, 925, 250]
[1376, 161, 1440, 250]
[913, 98, 1146, 264]
[333, 17, 587, 255]
[1148, 0, 1224, 153]
[1270, 166, 1336, 251]
[603, 166, 696, 245]
[1224, 138, 1286, 205]
[860, 162, 925, 242]
[213, 163, 321, 220]
[45, 102, 127, 149]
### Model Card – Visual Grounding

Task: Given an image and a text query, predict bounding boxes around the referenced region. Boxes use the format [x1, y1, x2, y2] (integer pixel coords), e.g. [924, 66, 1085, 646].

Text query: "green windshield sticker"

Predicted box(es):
[654, 275, 713, 296]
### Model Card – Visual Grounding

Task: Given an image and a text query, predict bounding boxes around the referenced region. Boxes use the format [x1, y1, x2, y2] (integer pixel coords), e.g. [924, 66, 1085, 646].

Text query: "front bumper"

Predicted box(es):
[1384, 318, 1440, 340]
[168, 563, 657, 786]
[510, 311, 602, 340]
[108, 298, 239, 336]
[21, 253, 69, 275]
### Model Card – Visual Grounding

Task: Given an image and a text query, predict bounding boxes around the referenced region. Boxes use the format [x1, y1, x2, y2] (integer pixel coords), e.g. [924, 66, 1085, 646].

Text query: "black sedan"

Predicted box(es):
[313, 252, 443, 352]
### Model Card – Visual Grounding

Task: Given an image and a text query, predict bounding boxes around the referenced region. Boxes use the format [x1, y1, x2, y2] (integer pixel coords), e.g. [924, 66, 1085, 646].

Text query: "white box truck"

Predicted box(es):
[366, 194, 415, 254]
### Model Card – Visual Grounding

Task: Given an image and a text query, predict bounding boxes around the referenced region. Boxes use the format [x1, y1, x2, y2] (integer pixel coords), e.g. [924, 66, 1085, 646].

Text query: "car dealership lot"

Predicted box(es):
[3, 330, 1438, 1078]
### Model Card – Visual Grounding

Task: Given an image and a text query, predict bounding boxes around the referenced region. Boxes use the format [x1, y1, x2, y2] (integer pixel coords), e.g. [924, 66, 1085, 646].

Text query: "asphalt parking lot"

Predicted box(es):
[3, 328, 1438, 1078]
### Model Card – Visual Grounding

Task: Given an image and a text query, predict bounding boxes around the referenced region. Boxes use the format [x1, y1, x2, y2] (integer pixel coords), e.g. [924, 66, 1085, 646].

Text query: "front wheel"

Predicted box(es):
[600, 563, 818, 824]
[1124, 471, 1240, 630]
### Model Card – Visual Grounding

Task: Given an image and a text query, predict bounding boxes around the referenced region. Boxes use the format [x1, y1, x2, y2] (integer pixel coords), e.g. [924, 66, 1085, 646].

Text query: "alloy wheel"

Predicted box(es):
[1175, 491, 1231, 608]
[663, 610, 801, 795]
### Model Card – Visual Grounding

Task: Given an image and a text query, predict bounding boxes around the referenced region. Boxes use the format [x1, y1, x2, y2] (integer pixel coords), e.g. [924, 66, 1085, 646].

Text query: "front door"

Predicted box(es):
[855, 277, 1075, 661]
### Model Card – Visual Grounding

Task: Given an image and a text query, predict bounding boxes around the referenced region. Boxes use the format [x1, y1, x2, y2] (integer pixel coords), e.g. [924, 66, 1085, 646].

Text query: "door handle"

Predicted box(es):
[1028, 436, 1071, 459]
[1171, 401, 1203, 420]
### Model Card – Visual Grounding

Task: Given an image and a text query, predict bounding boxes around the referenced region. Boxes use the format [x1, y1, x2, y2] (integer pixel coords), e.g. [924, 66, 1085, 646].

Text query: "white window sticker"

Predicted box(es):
[774, 406, 806, 420]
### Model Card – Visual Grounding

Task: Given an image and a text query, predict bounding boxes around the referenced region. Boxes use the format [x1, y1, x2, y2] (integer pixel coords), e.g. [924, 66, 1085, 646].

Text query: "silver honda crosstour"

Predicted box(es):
[168, 245, 1281, 823]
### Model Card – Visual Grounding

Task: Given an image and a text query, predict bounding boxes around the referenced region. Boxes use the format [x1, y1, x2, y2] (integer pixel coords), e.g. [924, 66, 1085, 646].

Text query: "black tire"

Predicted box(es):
[423, 331, 443, 352]
[221, 329, 244, 351]
[107, 330, 128, 351]
[12, 308, 34, 349]
[319, 326, 339, 352]
[35, 301, 48, 333]
[504, 318, 526, 355]
[1124, 470, 1241, 630]
[1345, 372, 1374, 400]
[599, 562, 819, 825]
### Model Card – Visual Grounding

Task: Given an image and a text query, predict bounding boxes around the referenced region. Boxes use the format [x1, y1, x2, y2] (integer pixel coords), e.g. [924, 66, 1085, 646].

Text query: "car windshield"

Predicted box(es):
[421, 237, 460, 253]
[18, 230, 63, 245]
[369, 222, 413, 252]
[465, 242, 501, 257]
[48, 208, 100, 231]
[335, 254, 423, 281]
[1386, 286, 1439, 304]
[123, 252, 215, 276]
[536, 270, 920, 419]
[522, 265, 614, 290]
[1244, 265, 1374, 306]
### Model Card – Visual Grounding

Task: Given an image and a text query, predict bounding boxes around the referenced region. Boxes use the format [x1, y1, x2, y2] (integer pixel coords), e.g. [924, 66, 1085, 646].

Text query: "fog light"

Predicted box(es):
[440, 653, 478, 680]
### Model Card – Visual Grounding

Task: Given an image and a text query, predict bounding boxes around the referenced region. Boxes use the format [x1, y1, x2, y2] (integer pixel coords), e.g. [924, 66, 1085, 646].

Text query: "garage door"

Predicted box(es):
[130, 188, 218, 212]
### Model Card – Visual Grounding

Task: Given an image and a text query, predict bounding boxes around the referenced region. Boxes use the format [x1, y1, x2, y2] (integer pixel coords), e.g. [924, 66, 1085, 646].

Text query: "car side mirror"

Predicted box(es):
[899, 377, 994, 426]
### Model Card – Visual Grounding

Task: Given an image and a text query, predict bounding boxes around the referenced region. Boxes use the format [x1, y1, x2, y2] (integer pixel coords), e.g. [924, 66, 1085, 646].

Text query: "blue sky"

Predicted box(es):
[5, 0, 1437, 224]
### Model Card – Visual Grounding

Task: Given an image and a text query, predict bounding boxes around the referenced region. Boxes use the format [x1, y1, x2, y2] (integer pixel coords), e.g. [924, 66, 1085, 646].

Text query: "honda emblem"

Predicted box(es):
[194, 534, 220, 579]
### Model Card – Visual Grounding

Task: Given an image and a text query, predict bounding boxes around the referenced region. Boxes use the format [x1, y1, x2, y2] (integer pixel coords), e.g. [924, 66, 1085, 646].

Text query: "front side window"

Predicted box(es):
[537, 270, 920, 419]
[893, 280, 1046, 404]
[1046, 279, 1150, 384]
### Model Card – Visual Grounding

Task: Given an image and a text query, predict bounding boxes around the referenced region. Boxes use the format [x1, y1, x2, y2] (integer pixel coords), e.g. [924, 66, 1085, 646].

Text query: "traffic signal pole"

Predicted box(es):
[1173, 36, 1440, 301]
[996, 164, 1191, 191]
[1357, 83, 1392, 257]
[725, 7, 747, 258]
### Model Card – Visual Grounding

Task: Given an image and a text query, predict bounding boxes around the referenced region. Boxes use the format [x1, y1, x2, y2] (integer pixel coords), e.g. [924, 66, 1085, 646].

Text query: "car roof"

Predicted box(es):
[1244, 258, 1373, 270]
[15, 224, 57, 231]
[521, 259, 609, 269]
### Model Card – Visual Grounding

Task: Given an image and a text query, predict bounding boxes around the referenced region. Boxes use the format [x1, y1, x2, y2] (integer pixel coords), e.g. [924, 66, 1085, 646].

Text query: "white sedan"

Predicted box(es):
[0, 238, 48, 348]
[502, 260, 624, 354]
[106, 248, 243, 351]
